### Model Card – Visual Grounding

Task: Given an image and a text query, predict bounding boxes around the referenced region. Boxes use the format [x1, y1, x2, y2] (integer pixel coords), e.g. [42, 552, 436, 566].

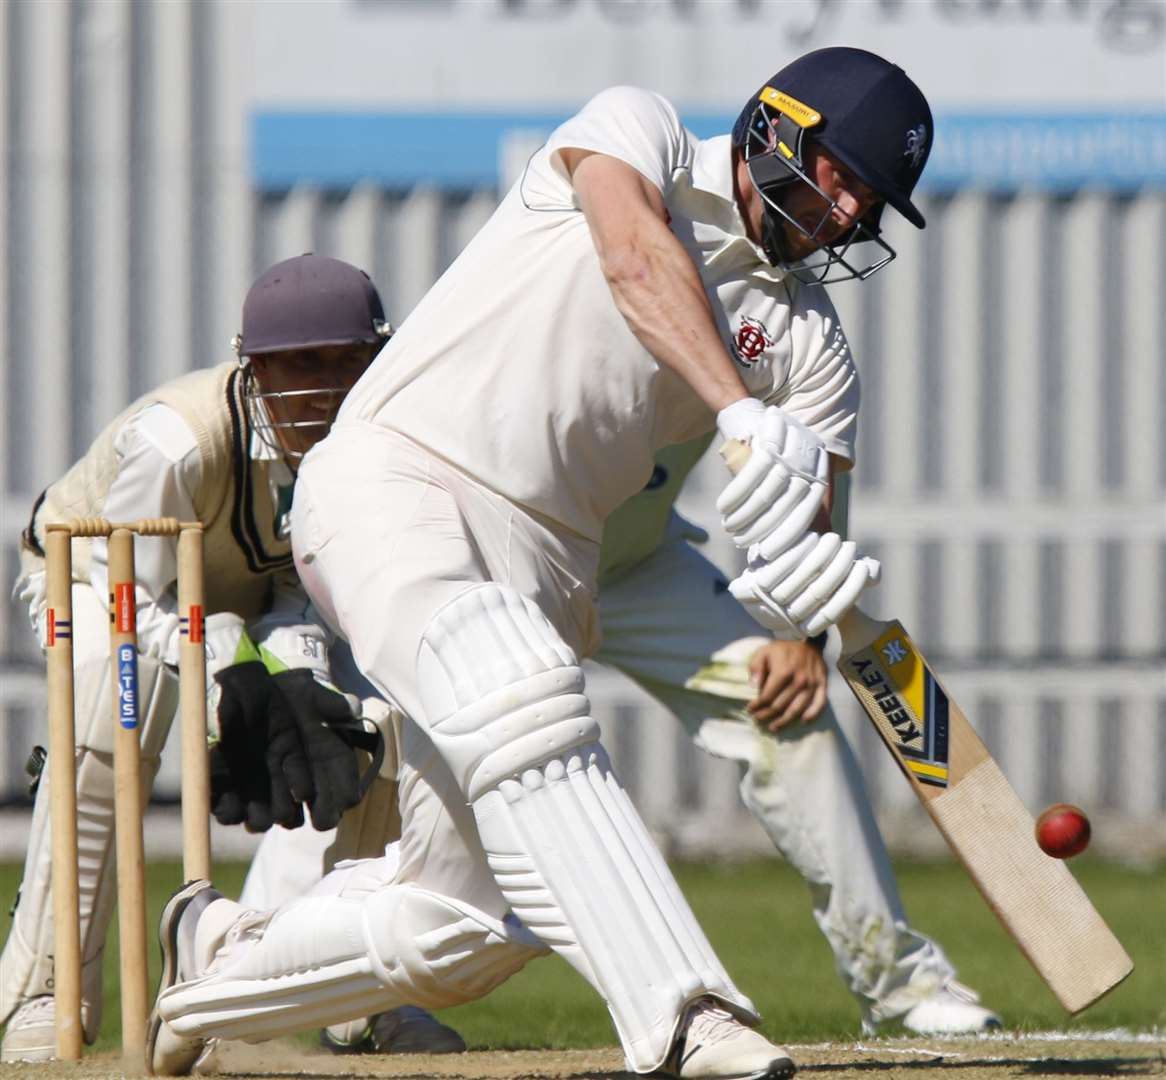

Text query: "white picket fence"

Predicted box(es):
[0, 1, 1162, 856]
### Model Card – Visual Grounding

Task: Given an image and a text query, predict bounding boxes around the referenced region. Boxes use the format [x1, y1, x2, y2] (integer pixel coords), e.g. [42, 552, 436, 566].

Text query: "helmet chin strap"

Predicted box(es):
[759, 206, 798, 267]
[744, 146, 809, 268]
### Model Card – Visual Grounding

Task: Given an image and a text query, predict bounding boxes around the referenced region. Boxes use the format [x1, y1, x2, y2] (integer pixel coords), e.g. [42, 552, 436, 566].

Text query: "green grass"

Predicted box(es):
[1, 858, 1162, 1053]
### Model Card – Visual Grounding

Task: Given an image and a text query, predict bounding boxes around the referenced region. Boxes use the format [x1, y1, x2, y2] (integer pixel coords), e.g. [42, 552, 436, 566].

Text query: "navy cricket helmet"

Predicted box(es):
[732, 47, 934, 282]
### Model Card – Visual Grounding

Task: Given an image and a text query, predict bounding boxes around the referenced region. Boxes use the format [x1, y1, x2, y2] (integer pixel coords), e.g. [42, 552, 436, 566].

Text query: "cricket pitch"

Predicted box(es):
[2, 1033, 1160, 1079]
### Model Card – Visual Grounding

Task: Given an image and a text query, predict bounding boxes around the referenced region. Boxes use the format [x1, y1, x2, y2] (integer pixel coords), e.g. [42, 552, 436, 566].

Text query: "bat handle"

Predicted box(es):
[835, 606, 882, 654]
[718, 438, 751, 474]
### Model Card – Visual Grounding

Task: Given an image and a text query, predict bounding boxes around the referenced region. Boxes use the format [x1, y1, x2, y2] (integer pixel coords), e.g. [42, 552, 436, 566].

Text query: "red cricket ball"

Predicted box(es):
[1035, 803, 1091, 859]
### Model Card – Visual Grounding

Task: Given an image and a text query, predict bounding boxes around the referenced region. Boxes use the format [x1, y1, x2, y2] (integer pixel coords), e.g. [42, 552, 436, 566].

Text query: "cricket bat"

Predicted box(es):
[720, 440, 1133, 1013]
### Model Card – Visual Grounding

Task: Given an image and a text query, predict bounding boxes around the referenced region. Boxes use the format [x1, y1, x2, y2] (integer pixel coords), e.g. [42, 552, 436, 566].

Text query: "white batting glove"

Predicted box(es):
[730, 531, 881, 638]
[715, 399, 829, 553]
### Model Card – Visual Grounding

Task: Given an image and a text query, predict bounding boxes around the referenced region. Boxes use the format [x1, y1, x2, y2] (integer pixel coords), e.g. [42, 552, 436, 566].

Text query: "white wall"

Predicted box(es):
[1, 1, 1162, 857]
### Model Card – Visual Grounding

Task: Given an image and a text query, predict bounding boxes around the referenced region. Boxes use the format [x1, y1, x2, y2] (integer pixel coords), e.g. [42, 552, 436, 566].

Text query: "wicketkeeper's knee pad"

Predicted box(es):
[0, 647, 178, 1035]
[417, 583, 598, 800]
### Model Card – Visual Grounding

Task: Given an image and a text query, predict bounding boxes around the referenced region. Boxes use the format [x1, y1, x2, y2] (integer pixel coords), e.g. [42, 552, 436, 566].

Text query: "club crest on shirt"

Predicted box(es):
[732, 315, 773, 367]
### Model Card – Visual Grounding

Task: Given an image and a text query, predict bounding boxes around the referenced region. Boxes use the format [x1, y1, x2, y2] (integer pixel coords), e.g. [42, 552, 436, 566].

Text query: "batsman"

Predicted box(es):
[250, 432, 1000, 1046]
[150, 47, 987, 1079]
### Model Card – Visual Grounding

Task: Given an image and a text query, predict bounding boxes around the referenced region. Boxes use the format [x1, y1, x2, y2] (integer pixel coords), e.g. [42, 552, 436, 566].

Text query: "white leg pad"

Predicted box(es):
[159, 855, 544, 1041]
[417, 584, 756, 1072]
[0, 633, 178, 1038]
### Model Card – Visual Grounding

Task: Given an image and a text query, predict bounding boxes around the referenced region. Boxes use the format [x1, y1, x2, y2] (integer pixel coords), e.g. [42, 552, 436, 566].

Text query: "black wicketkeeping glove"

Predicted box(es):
[210, 661, 300, 831]
[210, 663, 382, 833]
[271, 668, 370, 830]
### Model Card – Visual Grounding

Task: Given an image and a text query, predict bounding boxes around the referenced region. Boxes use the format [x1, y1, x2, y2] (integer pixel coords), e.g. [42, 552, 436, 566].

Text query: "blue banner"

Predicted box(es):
[254, 110, 1166, 193]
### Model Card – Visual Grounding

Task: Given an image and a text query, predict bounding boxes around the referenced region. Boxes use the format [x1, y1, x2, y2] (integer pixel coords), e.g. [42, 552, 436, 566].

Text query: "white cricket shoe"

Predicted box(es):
[1, 996, 58, 1062]
[321, 1006, 467, 1055]
[901, 980, 1002, 1035]
[664, 998, 796, 1080]
[1, 983, 101, 1062]
[146, 879, 223, 1077]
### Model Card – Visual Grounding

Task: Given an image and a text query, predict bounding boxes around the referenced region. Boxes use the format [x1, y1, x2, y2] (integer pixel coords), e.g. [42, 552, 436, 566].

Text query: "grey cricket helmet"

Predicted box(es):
[234, 254, 391, 462]
[236, 253, 391, 357]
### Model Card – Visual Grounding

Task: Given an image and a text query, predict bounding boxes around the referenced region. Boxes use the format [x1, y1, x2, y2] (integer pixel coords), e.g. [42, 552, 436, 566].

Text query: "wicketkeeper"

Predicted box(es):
[0, 255, 450, 1062]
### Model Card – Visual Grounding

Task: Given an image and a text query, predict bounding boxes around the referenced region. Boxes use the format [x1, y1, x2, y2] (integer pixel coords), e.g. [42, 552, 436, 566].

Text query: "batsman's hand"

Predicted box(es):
[747, 640, 829, 732]
[209, 663, 378, 832]
[729, 530, 880, 638]
[715, 399, 830, 556]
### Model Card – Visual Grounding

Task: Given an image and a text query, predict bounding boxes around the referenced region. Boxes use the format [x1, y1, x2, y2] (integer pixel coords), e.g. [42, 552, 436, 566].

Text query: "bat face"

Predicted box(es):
[839, 618, 960, 795]
[835, 610, 1130, 1014]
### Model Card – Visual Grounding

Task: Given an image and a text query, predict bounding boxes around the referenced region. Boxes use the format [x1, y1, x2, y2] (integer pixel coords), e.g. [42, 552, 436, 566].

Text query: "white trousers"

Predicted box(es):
[246, 532, 959, 1028]
[162, 424, 752, 1071]
[595, 537, 958, 1027]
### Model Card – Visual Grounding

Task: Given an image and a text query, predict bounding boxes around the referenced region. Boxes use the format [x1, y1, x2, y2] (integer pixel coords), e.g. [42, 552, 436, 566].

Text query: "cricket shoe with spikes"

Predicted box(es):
[321, 1006, 467, 1054]
[146, 880, 224, 1077]
[1, 996, 72, 1062]
[2, 975, 102, 1059]
[900, 980, 1002, 1035]
[663, 998, 796, 1080]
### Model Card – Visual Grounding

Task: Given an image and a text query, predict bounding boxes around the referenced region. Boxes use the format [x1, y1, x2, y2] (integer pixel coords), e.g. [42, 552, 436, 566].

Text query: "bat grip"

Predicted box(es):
[718, 438, 751, 474]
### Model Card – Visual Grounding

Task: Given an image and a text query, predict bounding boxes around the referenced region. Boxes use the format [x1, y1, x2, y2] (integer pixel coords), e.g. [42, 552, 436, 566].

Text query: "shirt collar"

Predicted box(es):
[250, 424, 295, 538]
[249, 422, 282, 463]
[691, 134, 738, 206]
[687, 134, 788, 283]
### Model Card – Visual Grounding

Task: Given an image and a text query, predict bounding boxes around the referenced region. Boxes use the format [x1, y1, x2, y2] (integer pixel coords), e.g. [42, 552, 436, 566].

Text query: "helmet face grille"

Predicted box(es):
[244, 380, 350, 462]
[239, 337, 387, 462]
[742, 100, 898, 284]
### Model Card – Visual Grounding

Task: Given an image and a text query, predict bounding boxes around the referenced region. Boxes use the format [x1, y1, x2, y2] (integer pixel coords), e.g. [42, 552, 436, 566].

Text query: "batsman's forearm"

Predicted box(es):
[601, 225, 749, 415]
[571, 149, 747, 413]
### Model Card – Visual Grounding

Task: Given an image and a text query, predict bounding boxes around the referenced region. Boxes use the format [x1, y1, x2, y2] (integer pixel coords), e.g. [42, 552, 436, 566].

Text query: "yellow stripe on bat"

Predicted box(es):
[907, 760, 949, 780]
